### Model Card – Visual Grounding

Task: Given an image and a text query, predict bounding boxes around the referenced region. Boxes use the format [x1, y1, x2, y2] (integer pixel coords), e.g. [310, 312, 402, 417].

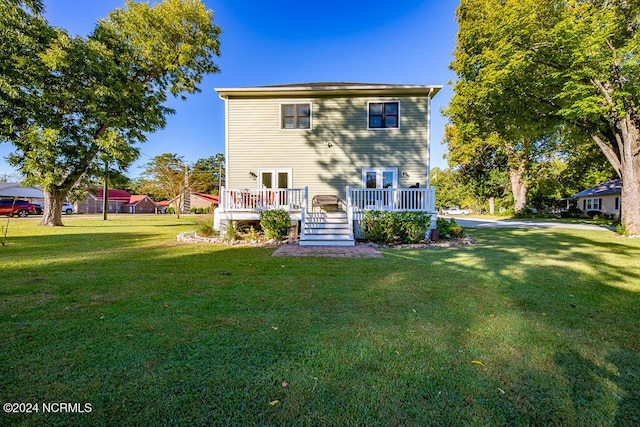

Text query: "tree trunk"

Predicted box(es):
[618, 116, 640, 235]
[621, 175, 640, 235]
[41, 188, 66, 226]
[175, 193, 181, 219]
[509, 166, 527, 214]
[488, 196, 495, 215]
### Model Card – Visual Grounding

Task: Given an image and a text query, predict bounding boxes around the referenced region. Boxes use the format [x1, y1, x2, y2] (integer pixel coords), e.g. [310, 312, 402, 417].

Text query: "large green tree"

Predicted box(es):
[190, 153, 225, 194]
[0, 0, 221, 225]
[449, 0, 640, 234]
[140, 153, 189, 218]
[444, 123, 511, 214]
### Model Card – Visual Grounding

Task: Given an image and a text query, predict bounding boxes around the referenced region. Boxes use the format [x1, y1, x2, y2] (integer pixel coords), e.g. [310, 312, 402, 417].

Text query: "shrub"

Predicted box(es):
[196, 217, 215, 237]
[260, 209, 290, 240]
[189, 207, 211, 214]
[243, 225, 261, 242]
[616, 223, 629, 236]
[437, 217, 464, 238]
[224, 221, 237, 240]
[363, 211, 431, 244]
[363, 211, 396, 243]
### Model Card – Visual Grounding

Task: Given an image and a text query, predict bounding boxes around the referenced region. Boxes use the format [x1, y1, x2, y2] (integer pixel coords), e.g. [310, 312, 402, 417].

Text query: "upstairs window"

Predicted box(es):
[281, 103, 311, 129]
[369, 101, 399, 129]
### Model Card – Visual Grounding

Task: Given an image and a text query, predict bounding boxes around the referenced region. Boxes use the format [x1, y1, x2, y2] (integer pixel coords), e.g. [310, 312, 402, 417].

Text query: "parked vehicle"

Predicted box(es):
[442, 206, 470, 215]
[62, 202, 74, 214]
[0, 199, 37, 217]
[32, 203, 43, 214]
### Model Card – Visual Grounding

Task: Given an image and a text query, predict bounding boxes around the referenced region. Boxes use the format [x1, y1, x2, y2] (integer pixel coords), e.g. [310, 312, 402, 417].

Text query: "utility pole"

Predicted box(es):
[102, 161, 109, 221]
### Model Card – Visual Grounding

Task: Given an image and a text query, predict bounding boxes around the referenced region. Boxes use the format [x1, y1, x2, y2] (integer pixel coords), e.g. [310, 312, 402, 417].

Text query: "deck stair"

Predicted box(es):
[300, 211, 354, 246]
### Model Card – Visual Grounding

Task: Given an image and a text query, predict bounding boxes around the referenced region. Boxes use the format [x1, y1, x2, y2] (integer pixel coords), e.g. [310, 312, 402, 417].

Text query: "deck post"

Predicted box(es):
[300, 186, 308, 240]
[346, 186, 354, 240]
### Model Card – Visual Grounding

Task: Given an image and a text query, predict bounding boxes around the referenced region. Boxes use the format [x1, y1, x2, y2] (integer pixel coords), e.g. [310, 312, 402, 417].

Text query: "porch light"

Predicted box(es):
[401, 170, 410, 178]
[249, 171, 257, 180]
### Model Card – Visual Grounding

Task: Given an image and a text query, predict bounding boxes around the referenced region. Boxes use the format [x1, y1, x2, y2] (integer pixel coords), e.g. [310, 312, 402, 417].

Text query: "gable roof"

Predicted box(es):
[573, 179, 622, 198]
[126, 195, 155, 206]
[192, 193, 219, 204]
[95, 189, 131, 201]
[216, 82, 442, 99]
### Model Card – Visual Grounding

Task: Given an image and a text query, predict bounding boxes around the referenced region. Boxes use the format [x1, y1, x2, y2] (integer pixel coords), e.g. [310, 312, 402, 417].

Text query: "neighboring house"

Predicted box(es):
[166, 191, 219, 213]
[0, 183, 45, 203]
[572, 179, 621, 218]
[76, 190, 157, 214]
[156, 200, 171, 213]
[123, 195, 157, 214]
[214, 82, 442, 245]
[190, 193, 219, 210]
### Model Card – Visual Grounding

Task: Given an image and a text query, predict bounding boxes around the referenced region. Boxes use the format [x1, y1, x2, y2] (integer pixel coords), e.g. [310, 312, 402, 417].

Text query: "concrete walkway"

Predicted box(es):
[272, 243, 383, 258]
[448, 217, 615, 231]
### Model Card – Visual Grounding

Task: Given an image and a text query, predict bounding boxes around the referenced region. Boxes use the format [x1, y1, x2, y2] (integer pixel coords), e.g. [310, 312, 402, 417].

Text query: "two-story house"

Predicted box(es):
[213, 82, 442, 246]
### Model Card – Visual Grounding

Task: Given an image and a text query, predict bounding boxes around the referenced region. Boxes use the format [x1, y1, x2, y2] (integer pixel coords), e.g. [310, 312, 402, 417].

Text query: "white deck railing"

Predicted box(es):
[220, 187, 435, 215]
[220, 187, 305, 212]
[348, 187, 435, 214]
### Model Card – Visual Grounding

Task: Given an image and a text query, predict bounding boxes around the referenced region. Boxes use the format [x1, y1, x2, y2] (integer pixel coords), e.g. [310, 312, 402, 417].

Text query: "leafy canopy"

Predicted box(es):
[0, 0, 222, 225]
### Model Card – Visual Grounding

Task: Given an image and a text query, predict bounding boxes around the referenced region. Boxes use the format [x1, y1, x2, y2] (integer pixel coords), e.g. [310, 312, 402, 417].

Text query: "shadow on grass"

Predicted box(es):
[556, 349, 640, 425]
[1, 226, 639, 425]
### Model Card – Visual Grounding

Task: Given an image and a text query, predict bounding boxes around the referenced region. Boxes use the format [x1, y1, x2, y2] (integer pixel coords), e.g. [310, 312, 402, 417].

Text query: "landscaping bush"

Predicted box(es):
[616, 223, 629, 236]
[224, 221, 237, 240]
[363, 211, 431, 244]
[560, 206, 581, 218]
[437, 217, 464, 238]
[189, 207, 211, 214]
[260, 209, 290, 240]
[587, 210, 602, 219]
[243, 225, 261, 242]
[195, 217, 215, 237]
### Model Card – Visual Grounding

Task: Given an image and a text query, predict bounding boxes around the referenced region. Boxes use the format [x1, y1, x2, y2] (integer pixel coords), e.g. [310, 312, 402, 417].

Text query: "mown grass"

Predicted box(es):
[1, 215, 639, 426]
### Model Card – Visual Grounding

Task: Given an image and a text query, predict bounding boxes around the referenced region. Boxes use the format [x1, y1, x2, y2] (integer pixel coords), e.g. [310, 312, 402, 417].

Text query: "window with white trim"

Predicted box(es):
[281, 103, 311, 129]
[368, 102, 399, 129]
[583, 198, 602, 211]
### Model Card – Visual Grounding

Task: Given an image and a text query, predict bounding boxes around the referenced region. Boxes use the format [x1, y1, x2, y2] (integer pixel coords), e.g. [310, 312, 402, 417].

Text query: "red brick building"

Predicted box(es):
[75, 190, 157, 214]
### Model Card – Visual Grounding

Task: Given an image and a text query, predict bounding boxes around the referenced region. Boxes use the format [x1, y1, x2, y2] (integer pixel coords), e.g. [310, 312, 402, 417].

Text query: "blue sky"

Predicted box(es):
[0, 0, 459, 179]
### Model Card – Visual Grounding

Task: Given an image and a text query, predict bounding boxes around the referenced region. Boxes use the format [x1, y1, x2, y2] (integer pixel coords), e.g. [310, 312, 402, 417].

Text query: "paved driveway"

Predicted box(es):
[443, 216, 615, 232]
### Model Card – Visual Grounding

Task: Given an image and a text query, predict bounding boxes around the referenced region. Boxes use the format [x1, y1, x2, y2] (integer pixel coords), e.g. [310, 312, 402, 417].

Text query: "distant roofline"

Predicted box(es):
[215, 82, 442, 99]
[572, 179, 622, 198]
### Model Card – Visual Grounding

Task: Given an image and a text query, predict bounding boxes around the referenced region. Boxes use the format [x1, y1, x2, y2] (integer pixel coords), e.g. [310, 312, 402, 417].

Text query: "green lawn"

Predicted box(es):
[1, 215, 639, 426]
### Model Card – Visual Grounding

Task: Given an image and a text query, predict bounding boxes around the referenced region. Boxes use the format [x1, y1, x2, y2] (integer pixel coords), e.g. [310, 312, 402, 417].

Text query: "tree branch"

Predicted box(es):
[592, 133, 622, 176]
[591, 78, 615, 109]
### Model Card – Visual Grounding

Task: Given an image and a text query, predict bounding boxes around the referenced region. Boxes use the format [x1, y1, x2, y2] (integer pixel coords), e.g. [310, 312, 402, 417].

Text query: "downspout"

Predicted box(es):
[426, 87, 434, 188]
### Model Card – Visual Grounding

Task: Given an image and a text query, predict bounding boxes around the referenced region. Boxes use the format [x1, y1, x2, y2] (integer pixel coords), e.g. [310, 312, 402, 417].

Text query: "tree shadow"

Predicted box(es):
[555, 349, 640, 425]
[2, 226, 639, 425]
[299, 93, 431, 197]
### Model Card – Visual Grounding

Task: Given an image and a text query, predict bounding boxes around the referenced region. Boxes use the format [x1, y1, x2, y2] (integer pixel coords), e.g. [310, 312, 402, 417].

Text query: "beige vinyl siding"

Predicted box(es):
[226, 95, 429, 198]
[577, 194, 620, 217]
